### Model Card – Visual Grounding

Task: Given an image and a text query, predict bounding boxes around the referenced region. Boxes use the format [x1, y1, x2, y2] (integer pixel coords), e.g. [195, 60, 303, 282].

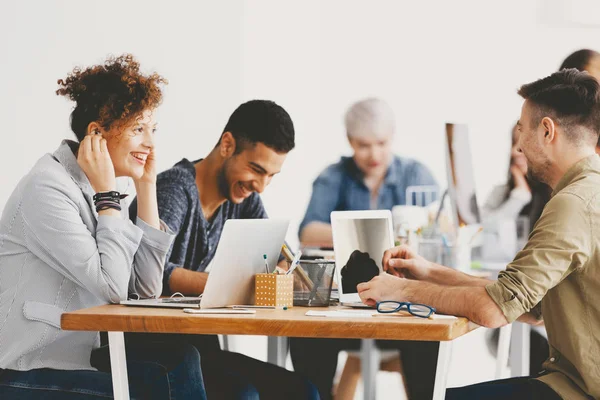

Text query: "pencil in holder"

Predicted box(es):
[255, 273, 294, 307]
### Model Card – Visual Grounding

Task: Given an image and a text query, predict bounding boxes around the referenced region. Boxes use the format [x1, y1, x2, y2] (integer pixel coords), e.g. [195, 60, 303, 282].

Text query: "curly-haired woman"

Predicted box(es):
[0, 55, 207, 399]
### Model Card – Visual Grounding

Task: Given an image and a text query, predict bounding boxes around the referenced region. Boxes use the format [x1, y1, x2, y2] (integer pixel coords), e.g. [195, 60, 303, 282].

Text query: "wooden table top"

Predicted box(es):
[61, 305, 478, 341]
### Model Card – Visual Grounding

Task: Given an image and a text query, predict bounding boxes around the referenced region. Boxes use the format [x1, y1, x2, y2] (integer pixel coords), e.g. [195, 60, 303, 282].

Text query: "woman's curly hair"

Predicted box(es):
[56, 54, 167, 141]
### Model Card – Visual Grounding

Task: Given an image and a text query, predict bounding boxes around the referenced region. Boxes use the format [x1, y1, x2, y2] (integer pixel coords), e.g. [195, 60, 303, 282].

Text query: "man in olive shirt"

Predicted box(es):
[356, 68, 600, 400]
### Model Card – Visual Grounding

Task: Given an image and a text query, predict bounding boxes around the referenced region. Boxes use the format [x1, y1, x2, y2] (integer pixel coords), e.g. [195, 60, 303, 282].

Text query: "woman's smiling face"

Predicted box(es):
[102, 109, 157, 179]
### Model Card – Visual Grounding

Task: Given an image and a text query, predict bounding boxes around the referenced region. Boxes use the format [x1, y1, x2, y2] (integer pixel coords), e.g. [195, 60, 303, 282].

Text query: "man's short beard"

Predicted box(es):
[216, 160, 233, 202]
[527, 159, 552, 185]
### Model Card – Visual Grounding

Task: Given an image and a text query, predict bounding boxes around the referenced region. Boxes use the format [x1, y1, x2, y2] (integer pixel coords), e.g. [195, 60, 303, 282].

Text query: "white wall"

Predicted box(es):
[0, 0, 244, 206]
[2, 1, 600, 247]
[239, 0, 600, 248]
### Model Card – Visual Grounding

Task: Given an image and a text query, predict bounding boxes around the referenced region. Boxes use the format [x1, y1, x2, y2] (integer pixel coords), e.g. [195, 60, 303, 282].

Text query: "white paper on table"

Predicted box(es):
[429, 314, 459, 320]
[305, 310, 458, 320]
[372, 312, 458, 320]
[305, 310, 375, 318]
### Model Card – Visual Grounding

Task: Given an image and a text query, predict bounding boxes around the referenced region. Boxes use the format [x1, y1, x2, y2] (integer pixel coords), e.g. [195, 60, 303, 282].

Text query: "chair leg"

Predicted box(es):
[381, 355, 408, 399]
[335, 353, 406, 400]
[380, 355, 402, 373]
[334, 354, 361, 400]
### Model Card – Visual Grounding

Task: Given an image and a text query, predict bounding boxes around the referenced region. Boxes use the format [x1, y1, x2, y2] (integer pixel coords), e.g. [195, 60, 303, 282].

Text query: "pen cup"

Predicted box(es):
[292, 260, 336, 307]
[255, 273, 294, 308]
[417, 238, 443, 264]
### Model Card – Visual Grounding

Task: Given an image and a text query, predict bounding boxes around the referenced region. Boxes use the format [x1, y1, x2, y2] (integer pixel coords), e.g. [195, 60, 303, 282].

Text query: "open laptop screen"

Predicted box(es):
[331, 211, 394, 301]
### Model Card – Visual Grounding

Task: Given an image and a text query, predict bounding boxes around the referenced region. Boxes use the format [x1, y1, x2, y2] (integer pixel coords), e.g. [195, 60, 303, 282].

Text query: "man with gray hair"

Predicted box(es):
[299, 97, 437, 246]
[292, 98, 439, 400]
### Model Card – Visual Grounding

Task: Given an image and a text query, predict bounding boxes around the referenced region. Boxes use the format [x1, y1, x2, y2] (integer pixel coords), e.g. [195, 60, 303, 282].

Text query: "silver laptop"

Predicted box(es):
[200, 219, 289, 308]
[330, 210, 395, 308]
[120, 219, 289, 309]
[120, 295, 203, 308]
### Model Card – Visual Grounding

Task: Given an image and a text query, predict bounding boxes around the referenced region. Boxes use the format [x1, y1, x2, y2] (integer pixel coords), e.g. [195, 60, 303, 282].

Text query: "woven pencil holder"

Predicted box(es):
[255, 273, 294, 307]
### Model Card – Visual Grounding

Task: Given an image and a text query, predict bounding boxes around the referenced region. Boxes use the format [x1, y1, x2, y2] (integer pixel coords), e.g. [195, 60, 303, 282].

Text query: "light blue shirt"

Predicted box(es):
[299, 156, 437, 234]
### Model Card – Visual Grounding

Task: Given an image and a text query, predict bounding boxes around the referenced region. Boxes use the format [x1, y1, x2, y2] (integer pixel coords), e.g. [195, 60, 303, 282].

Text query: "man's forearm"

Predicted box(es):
[168, 268, 208, 296]
[403, 280, 508, 328]
[425, 262, 493, 287]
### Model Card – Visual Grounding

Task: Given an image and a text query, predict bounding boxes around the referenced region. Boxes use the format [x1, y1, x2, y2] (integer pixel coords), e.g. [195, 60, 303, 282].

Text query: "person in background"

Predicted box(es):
[291, 98, 439, 400]
[484, 48, 600, 227]
[560, 48, 600, 154]
[560, 48, 600, 81]
[482, 123, 552, 230]
[299, 97, 437, 247]
[129, 100, 319, 400]
[484, 48, 600, 229]
[482, 124, 552, 375]
[0, 55, 207, 399]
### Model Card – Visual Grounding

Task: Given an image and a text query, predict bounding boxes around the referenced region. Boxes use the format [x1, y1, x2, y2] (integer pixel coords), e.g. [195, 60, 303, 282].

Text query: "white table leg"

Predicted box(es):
[267, 336, 288, 367]
[220, 334, 230, 351]
[108, 331, 130, 400]
[432, 341, 452, 400]
[510, 322, 530, 377]
[361, 339, 379, 400]
[496, 324, 513, 379]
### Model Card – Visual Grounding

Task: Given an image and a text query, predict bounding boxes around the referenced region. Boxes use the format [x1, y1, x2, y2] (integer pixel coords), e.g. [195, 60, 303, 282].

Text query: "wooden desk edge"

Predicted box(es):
[61, 305, 478, 342]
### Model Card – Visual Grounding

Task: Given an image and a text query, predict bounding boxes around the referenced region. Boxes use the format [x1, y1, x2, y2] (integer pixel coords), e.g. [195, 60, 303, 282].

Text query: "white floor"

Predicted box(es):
[226, 327, 509, 400]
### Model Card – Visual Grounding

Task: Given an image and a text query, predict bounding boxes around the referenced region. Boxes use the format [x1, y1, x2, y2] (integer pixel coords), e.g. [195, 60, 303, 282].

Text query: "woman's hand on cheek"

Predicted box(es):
[136, 148, 157, 186]
[357, 273, 404, 306]
[510, 165, 530, 193]
[78, 134, 116, 193]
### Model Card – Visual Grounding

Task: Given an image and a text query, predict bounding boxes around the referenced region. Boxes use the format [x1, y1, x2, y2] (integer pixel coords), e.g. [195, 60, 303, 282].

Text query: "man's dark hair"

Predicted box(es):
[517, 69, 600, 143]
[559, 49, 600, 72]
[219, 100, 295, 154]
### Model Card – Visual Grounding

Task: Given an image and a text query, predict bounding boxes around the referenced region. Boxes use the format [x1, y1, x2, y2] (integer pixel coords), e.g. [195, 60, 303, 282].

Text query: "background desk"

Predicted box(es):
[62, 305, 478, 400]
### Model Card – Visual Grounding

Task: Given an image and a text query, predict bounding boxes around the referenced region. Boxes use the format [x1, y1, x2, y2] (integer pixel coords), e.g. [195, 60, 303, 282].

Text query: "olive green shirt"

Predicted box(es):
[486, 154, 600, 400]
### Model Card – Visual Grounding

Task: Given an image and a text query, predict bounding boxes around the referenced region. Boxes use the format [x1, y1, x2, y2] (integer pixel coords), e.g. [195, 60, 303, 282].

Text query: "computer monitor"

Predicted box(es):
[445, 123, 481, 230]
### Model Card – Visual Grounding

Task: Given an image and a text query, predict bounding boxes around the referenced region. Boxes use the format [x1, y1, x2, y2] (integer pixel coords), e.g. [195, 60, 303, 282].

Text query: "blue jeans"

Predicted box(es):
[446, 376, 562, 400]
[125, 332, 319, 400]
[0, 341, 207, 399]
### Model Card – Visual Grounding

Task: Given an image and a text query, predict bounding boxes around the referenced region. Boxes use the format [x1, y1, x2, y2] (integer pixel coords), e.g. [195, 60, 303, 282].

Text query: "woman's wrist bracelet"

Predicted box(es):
[94, 191, 127, 213]
[93, 191, 128, 203]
